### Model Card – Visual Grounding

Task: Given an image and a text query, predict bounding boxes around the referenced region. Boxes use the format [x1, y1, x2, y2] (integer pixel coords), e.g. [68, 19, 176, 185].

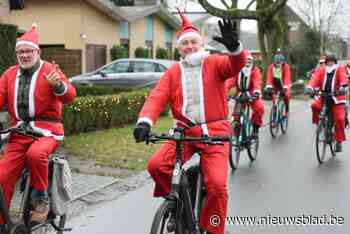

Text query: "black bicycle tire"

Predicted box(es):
[229, 122, 240, 171]
[269, 105, 279, 138]
[316, 122, 327, 164]
[55, 215, 66, 234]
[150, 200, 177, 234]
[280, 102, 288, 134]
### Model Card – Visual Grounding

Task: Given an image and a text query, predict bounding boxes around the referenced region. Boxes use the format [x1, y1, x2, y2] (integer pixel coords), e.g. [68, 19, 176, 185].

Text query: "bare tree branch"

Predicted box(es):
[245, 0, 257, 10]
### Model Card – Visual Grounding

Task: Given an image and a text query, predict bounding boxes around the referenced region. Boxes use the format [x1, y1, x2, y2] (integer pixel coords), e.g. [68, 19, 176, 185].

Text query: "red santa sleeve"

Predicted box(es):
[307, 69, 322, 90]
[225, 76, 236, 94]
[252, 66, 262, 94]
[214, 50, 247, 81]
[0, 70, 8, 110]
[266, 64, 274, 88]
[283, 63, 292, 89]
[137, 69, 171, 126]
[54, 68, 76, 103]
[336, 66, 347, 87]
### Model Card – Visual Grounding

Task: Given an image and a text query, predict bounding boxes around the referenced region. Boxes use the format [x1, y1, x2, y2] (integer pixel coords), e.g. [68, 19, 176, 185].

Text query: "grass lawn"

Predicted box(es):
[62, 116, 173, 173]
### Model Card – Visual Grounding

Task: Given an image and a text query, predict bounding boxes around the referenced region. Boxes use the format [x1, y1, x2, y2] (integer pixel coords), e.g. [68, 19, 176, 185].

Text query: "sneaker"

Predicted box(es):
[0, 225, 6, 234]
[335, 142, 342, 153]
[30, 199, 49, 223]
[251, 125, 259, 139]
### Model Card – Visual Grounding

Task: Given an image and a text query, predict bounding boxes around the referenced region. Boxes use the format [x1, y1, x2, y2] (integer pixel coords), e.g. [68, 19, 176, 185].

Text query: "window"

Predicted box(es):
[157, 64, 167, 72]
[100, 61, 130, 74]
[134, 62, 156, 73]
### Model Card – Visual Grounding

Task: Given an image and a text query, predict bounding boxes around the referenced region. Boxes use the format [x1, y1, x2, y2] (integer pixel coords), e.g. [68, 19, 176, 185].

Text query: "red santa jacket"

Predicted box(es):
[137, 51, 247, 136]
[225, 65, 262, 96]
[306, 65, 347, 104]
[0, 60, 76, 140]
[266, 62, 292, 89]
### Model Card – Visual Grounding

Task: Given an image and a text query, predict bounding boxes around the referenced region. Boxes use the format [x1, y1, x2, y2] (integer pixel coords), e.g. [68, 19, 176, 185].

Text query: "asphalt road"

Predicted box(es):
[68, 100, 350, 234]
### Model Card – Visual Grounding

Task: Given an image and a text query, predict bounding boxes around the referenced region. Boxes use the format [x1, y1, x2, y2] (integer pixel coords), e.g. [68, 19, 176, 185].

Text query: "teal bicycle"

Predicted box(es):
[269, 89, 289, 138]
[229, 93, 259, 170]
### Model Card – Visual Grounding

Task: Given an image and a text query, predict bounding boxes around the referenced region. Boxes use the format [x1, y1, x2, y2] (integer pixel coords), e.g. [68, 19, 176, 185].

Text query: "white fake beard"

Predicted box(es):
[183, 49, 209, 66]
[326, 64, 338, 74]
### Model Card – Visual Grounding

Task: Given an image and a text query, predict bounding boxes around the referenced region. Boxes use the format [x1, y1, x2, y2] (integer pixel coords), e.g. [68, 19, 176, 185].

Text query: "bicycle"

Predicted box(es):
[268, 89, 289, 138]
[228, 93, 259, 170]
[313, 91, 340, 164]
[0, 127, 71, 234]
[147, 127, 230, 234]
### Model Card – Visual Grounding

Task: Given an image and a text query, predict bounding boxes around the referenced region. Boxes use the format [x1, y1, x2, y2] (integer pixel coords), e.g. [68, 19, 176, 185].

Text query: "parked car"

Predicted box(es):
[69, 58, 176, 89]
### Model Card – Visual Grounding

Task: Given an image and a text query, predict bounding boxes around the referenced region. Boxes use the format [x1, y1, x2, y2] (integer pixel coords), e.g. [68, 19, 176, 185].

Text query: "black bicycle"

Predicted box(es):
[313, 91, 340, 164]
[147, 128, 230, 234]
[0, 127, 71, 234]
[228, 93, 259, 170]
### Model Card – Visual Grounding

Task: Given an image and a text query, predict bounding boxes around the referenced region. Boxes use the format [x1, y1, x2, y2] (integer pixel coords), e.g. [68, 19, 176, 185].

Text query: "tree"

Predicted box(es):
[289, 29, 320, 80]
[292, 0, 344, 55]
[198, 0, 289, 78]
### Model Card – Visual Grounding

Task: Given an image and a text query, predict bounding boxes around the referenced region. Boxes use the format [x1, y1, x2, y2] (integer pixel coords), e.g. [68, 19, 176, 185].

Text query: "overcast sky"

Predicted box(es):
[171, 0, 350, 40]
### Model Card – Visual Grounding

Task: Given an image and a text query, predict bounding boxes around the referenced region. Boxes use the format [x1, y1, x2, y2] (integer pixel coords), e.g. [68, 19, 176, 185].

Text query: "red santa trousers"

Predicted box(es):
[0, 133, 59, 224]
[147, 133, 229, 234]
[232, 98, 264, 126]
[272, 88, 291, 110]
[311, 99, 346, 142]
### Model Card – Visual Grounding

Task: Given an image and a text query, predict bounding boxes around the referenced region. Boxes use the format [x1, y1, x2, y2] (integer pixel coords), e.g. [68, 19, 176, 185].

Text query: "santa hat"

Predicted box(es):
[16, 23, 39, 49]
[176, 8, 202, 46]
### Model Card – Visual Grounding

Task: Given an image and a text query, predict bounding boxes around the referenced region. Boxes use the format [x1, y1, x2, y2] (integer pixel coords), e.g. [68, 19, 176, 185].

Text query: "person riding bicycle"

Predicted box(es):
[307, 56, 326, 79]
[225, 54, 264, 138]
[0, 24, 76, 231]
[133, 12, 246, 234]
[264, 52, 292, 116]
[304, 53, 347, 152]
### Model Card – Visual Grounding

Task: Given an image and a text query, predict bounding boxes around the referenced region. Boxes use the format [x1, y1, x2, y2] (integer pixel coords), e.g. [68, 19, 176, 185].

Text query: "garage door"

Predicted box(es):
[86, 44, 107, 72]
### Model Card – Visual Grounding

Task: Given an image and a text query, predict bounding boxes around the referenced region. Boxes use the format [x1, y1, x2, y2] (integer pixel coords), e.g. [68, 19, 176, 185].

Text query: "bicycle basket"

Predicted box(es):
[49, 157, 73, 215]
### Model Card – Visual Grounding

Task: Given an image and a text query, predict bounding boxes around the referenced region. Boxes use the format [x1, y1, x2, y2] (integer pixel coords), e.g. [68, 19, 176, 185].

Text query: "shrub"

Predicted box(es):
[156, 47, 170, 59]
[173, 48, 180, 61]
[134, 47, 149, 58]
[110, 45, 129, 61]
[75, 85, 132, 97]
[63, 89, 169, 135]
[0, 24, 17, 74]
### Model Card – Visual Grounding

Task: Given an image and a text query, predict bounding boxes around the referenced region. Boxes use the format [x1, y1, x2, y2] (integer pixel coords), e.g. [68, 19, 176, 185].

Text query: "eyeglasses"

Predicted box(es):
[15, 49, 37, 55]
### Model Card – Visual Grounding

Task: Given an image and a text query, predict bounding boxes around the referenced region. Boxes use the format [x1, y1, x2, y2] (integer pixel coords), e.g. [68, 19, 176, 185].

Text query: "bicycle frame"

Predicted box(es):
[148, 128, 230, 233]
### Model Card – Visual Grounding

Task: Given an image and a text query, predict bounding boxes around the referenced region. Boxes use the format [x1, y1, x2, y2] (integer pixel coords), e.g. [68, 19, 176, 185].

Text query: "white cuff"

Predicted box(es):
[229, 41, 243, 56]
[54, 82, 68, 96]
[137, 117, 153, 127]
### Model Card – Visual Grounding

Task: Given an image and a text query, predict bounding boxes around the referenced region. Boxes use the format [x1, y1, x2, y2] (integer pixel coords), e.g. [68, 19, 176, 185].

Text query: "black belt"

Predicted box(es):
[23, 116, 62, 123]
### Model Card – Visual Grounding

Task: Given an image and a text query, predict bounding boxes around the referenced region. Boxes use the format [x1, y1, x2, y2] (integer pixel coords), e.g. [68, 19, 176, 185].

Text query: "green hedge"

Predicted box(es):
[134, 47, 149, 58]
[75, 85, 133, 97]
[0, 24, 17, 74]
[63, 89, 170, 135]
[110, 44, 129, 60]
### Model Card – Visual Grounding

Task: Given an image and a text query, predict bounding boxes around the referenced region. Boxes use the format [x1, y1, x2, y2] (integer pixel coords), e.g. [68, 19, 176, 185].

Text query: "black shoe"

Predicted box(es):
[335, 142, 342, 153]
[0, 225, 6, 234]
[252, 125, 259, 139]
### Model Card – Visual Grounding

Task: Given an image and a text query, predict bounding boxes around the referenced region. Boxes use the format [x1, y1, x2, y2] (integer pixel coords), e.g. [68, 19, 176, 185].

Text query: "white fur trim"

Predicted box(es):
[229, 41, 243, 56]
[198, 63, 209, 136]
[29, 60, 44, 117]
[177, 31, 202, 46]
[54, 82, 68, 96]
[14, 70, 20, 120]
[29, 122, 64, 140]
[265, 85, 273, 88]
[16, 41, 39, 49]
[137, 117, 153, 127]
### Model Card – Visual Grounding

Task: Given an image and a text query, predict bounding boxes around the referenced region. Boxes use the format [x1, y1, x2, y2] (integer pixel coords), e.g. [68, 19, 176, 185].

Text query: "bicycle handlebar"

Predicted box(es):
[147, 133, 230, 145]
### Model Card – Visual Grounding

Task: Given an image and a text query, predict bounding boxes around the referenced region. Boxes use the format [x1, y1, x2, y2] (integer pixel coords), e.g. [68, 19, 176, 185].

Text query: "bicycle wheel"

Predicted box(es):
[51, 214, 67, 234]
[229, 121, 241, 170]
[247, 120, 259, 161]
[315, 121, 327, 164]
[150, 200, 179, 234]
[280, 102, 288, 134]
[269, 105, 279, 138]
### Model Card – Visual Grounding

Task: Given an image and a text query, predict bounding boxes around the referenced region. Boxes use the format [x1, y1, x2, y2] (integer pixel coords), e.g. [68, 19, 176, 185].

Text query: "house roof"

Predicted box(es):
[84, 0, 128, 21]
[120, 4, 180, 29]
